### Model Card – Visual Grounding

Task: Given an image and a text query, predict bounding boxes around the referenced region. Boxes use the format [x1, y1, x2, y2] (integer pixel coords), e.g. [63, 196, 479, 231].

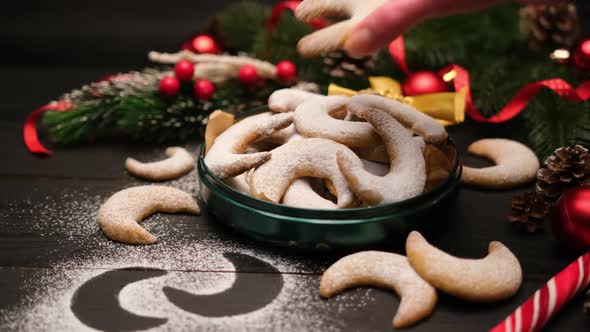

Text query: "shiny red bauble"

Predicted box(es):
[174, 60, 195, 81]
[402, 71, 449, 96]
[193, 79, 215, 101]
[238, 65, 259, 85]
[158, 76, 181, 97]
[276, 60, 297, 82]
[572, 39, 590, 71]
[192, 35, 220, 54]
[551, 186, 590, 252]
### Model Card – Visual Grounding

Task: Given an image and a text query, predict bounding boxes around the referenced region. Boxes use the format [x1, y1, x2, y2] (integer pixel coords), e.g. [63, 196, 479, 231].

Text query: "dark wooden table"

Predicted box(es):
[1, 1, 589, 331]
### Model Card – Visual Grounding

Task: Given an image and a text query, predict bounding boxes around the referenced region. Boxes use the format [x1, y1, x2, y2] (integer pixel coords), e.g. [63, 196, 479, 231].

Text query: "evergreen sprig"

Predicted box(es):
[42, 1, 590, 157]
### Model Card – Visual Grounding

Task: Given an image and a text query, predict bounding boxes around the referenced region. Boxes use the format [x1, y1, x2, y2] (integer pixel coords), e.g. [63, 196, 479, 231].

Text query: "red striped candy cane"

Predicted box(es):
[491, 252, 590, 332]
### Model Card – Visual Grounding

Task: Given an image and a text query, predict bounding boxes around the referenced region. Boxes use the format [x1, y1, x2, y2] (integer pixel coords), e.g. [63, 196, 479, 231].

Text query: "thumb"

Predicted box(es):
[344, 0, 427, 58]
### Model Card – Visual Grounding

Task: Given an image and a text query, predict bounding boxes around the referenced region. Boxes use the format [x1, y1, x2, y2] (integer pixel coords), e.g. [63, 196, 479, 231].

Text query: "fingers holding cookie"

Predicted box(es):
[294, 95, 381, 148]
[462, 138, 540, 189]
[205, 112, 293, 180]
[320, 251, 437, 328]
[406, 231, 523, 302]
[295, 0, 387, 57]
[249, 138, 356, 208]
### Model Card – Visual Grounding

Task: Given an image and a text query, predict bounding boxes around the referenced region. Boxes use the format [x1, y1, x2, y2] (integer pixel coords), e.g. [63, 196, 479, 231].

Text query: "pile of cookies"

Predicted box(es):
[204, 88, 455, 209]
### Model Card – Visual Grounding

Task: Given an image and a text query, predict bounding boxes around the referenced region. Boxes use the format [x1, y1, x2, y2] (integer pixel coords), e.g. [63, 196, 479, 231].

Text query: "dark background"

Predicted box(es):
[1, 1, 590, 331]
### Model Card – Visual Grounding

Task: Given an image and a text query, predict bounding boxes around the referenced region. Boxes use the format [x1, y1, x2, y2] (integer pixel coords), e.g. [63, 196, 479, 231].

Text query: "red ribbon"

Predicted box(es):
[267, 1, 327, 32]
[389, 37, 590, 123]
[24, 100, 72, 155]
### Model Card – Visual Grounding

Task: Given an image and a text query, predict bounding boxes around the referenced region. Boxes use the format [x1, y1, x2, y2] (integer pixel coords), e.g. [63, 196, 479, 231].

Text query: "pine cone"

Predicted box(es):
[322, 51, 375, 79]
[520, 2, 579, 49]
[536, 145, 590, 199]
[508, 191, 551, 233]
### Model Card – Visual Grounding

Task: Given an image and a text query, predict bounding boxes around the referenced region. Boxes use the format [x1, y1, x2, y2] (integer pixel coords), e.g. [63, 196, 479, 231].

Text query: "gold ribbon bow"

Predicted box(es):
[328, 77, 466, 126]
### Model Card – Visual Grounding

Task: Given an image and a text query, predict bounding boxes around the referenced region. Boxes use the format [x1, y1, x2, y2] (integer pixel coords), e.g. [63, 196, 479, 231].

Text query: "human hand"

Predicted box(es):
[344, 0, 567, 57]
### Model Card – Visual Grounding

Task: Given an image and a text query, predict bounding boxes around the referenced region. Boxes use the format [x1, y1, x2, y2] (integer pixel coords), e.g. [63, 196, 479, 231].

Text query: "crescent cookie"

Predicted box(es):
[98, 186, 200, 245]
[282, 178, 338, 209]
[462, 139, 540, 189]
[337, 108, 426, 206]
[348, 94, 448, 145]
[125, 147, 194, 181]
[268, 88, 324, 113]
[249, 138, 356, 208]
[204, 112, 293, 180]
[406, 231, 523, 302]
[295, 0, 387, 57]
[320, 251, 437, 328]
[294, 95, 381, 148]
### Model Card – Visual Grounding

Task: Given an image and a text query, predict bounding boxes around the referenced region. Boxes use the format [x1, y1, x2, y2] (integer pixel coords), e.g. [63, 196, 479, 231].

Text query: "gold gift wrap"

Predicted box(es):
[328, 76, 466, 126]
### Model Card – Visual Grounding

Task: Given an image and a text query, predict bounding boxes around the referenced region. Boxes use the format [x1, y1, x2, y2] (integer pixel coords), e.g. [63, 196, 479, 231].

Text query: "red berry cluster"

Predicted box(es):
[159, 59, 297, 99]
[159, 60, 215, 101]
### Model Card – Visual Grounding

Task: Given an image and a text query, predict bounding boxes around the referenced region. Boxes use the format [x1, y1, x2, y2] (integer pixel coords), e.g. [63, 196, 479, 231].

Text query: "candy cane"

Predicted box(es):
[490, 252, 590, 332]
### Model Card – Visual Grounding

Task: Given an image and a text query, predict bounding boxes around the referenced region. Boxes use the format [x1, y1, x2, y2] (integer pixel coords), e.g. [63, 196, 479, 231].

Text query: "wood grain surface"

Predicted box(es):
[1, 1, 590, 331]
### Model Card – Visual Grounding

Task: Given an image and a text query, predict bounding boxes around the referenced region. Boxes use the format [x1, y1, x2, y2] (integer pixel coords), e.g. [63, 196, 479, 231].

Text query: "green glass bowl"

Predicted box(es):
[198, 111, 462, 250]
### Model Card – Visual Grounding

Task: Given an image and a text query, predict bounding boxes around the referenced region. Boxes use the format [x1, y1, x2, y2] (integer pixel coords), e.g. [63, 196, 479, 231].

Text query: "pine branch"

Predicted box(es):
[215, 1, 270, 52]
[42, 68, 287, 145]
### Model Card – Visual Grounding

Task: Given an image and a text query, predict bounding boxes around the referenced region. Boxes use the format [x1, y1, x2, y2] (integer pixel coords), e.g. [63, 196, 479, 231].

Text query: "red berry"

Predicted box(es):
[193, 79, 215, 101]
[192, 35, 220, 54]
[402, 71, 448, 96]
[276, 60, 297, 82]
[238, 65, 259, 85]
[174, 60, 195, 81]
[159, 76, 180, 97]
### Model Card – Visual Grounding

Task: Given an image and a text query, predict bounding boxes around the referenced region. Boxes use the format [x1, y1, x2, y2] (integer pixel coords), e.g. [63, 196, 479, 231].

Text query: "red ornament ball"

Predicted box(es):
[192, 35, 219, 54]
[402, 71, 449, 96]
[193, 79, 215, 101]
[551, 186, 590, 252]
[158, 76, 180, 97]
[238, 65, 259, 85]
[572, 39, 590, 71]
[174, 60, 195, 81]
[276, 60, 297, 82]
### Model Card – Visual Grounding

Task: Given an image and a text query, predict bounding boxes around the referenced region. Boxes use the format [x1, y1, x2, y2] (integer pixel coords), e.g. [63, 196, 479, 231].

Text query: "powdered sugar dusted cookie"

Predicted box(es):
[204, 112, 293, 180]
[98, 186, 200, 245]
[295, 0, 387, 57]
[268, 88, 324, 113]
[125, 147, 194, 181]
[225, 173, 250, 194]
[282, 178, 337, 209]
[349, 94, 448, 145]
[462, 139, 539, 189]
[204, 110, 235, 155]
[406, 231, 522, 302]
[320, 251, 437, 328]
[249, 138, 356, 208]
[294, 95, 381, 148]
[337, 107, 426, 206]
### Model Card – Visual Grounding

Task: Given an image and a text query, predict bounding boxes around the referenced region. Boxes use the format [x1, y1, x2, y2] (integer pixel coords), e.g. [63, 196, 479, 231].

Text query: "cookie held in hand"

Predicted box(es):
[295, 0, 387, 57]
